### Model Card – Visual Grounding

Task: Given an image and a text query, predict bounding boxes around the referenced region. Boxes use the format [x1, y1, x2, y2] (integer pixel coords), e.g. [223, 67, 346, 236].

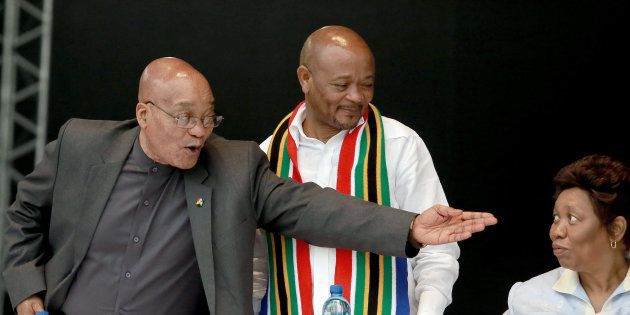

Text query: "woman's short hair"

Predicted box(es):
[554, 154, 629, 246]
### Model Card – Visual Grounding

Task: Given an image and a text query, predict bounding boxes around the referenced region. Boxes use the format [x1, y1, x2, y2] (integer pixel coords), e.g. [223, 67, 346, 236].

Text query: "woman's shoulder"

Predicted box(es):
[505, 267, 568, 314]
[509, 267, 565, 299]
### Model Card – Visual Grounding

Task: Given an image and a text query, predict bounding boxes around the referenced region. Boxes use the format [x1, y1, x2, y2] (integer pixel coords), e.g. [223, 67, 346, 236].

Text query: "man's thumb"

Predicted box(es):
[31, 301, 44, 312]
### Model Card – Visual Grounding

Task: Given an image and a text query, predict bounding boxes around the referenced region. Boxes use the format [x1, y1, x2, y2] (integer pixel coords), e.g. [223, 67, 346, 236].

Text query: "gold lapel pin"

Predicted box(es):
[195, 198, 204, 207]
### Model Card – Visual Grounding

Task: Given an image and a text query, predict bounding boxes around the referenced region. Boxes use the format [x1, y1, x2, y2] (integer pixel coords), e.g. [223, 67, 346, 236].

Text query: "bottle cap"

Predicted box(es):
[330, 284, 343, 295]
[35, 312, 49, 315]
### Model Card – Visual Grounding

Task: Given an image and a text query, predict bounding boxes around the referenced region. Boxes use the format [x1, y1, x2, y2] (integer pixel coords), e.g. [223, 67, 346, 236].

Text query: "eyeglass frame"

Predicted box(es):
[145, 101, 224, 129]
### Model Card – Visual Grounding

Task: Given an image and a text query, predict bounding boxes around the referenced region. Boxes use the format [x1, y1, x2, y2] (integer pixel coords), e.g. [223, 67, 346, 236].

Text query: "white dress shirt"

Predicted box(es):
[505, 266, 630, 315]
[253, 104, 460, 315]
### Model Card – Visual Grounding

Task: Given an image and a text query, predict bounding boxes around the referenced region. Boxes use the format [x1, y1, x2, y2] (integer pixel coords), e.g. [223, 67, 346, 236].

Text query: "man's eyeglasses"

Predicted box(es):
[146, 101, 224, 129]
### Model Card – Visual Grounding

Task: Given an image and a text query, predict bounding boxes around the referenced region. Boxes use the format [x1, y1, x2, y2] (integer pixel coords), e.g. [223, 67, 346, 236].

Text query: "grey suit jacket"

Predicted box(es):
[3, 119, 416, 314]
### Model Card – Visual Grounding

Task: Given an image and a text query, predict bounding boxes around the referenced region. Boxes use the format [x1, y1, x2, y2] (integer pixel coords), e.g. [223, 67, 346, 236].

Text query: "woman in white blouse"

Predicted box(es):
[505, 154, 630, 314]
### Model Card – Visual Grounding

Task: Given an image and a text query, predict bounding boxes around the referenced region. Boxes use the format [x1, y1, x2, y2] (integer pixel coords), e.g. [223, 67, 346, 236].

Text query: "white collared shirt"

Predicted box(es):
[505, 266, 630, 315]
[253, 104, 460, 315]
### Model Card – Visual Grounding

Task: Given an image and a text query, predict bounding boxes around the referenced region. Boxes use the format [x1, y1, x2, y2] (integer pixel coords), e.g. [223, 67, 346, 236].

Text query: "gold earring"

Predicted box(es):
[611, 240, 617, 249]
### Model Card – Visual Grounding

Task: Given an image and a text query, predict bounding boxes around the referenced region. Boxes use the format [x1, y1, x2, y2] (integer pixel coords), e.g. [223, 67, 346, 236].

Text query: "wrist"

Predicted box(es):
[407, 215, 426, 249]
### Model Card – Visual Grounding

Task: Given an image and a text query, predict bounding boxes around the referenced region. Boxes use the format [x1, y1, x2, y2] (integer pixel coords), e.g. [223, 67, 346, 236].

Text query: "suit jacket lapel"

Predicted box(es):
[183, 161, 215, 314]
[73, 127, 138, 265]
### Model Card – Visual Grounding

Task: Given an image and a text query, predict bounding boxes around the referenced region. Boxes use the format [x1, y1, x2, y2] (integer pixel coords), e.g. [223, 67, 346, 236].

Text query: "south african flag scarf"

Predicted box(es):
[259, 101, 410, 315]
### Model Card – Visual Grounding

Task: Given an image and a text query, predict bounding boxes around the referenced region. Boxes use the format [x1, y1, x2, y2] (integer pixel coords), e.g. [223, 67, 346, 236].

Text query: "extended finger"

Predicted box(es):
[448, 220, 489, 235]
[434, 205, 463, 217]
[461, 212, 497, 225]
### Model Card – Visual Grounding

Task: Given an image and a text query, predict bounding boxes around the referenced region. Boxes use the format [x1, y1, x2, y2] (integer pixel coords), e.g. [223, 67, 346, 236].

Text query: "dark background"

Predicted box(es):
[13, 1, 630, 314]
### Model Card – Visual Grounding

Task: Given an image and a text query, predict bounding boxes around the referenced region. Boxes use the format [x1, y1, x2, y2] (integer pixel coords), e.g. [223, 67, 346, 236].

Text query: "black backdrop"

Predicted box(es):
[37, 1, 630, 314]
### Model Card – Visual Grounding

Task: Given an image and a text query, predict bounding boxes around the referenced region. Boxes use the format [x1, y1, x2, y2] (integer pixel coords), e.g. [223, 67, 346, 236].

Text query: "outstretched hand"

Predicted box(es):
[410, 204, 498, 246]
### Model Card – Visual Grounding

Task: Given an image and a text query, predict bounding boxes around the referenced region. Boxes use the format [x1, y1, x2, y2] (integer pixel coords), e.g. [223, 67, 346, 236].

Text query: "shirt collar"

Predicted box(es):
[130, 136, 175, 175]
[553, 266, 630, 303]
[288, 103, 366, 147]
[617, 266, 630, 294]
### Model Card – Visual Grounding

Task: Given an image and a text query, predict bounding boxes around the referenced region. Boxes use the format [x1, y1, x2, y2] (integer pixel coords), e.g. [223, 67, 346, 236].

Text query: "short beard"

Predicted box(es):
[332, 116, 361, 131]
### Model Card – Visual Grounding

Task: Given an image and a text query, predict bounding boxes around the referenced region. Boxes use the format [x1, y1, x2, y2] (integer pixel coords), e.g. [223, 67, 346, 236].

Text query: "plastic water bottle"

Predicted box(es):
[322, 284, 350, 315]
[35, 312, 48, 315]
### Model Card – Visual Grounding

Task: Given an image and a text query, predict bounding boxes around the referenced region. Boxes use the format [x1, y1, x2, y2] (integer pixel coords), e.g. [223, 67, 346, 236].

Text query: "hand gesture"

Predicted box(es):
[410, 204, 497, 246]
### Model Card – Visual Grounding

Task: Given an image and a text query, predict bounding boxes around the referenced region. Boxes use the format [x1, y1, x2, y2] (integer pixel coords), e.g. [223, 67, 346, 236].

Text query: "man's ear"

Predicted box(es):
[297, 65, 311, 95]
[136, 102, 148, 127]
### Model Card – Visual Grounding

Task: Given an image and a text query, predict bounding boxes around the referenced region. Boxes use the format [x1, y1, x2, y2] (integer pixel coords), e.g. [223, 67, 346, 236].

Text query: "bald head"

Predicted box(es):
[135, 57, 215, 169]
[299, 26, 374, 69]
[138, 57, 211, 103]
[296, 26, 376, 142]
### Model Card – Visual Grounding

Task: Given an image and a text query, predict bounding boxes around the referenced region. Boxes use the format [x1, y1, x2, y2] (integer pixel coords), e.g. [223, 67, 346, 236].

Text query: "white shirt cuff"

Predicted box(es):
[417, 290, 448, 315]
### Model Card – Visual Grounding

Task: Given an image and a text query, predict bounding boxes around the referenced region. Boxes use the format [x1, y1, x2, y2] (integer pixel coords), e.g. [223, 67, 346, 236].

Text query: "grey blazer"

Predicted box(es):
[3, 119, 416, 314]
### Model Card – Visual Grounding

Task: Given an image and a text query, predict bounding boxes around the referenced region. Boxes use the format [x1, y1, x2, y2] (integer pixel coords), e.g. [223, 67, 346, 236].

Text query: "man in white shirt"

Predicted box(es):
[253, 25, 460, 315]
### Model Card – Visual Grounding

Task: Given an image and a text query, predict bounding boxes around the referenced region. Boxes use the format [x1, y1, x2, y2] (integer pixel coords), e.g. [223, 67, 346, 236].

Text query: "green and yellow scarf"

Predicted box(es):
[260, 101, 410, 315]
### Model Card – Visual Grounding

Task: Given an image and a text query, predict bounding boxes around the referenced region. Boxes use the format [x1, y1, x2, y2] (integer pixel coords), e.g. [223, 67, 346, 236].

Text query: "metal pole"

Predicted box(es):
[1, 0, 54, 312]
[1, 0, 18, 223]
[1, 0, 19, 311]
[36, 0, 53, 162]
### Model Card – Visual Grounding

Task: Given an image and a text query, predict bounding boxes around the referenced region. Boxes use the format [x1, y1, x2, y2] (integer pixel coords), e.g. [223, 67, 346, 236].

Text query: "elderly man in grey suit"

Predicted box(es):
[2, 57, 496, 315]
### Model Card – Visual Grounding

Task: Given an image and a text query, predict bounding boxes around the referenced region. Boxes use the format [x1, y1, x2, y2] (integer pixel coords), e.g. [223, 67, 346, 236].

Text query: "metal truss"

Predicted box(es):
[1, 0, 54, 312]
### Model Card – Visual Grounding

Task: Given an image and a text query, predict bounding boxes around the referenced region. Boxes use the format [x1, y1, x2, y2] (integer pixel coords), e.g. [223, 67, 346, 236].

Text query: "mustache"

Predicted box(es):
[337, 105, 364, 112]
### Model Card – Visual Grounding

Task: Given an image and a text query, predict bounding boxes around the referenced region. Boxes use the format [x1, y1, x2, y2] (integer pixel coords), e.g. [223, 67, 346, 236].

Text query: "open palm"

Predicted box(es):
[411, 204, 498, 245]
